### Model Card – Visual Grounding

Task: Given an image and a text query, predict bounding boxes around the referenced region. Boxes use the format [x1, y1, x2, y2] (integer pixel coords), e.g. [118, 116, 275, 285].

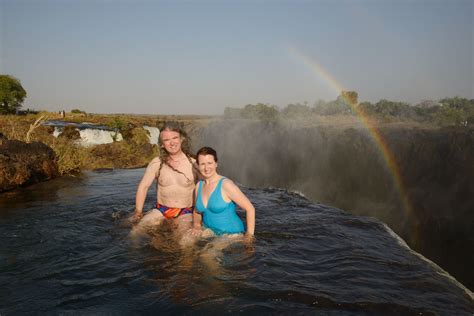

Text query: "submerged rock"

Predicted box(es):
[0, 136, 58, 192]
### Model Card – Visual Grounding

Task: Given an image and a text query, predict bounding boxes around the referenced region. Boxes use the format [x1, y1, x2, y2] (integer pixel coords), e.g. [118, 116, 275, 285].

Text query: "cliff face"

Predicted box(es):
[195, 121, 474, 289]
[0, 135, 58, 192]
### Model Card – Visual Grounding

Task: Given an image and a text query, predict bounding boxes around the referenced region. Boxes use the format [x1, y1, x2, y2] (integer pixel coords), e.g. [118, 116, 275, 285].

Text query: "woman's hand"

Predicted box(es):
[244, 232, 255, 243]
[189, 226, 202, 237]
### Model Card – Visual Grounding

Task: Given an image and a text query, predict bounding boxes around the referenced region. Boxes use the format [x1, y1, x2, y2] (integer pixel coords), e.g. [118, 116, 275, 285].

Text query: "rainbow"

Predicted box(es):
[289, 46, 413, 219]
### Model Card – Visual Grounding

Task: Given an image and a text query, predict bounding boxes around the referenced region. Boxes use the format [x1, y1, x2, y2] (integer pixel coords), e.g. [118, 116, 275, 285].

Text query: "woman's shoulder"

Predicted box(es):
[221, 177, 236, 189]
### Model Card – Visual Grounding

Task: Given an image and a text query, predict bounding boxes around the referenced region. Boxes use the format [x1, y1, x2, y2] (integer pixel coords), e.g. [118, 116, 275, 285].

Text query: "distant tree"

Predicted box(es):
[439, 97, 472, 111]
[358, 101, 375, 114]
[281, 102, 312, 119]
[413, 100, 441, 121]
[373, 99, 413, 117]
[313, 99, 327, 109]
[71, 109, 86, 114]
[416, 99, 439, 109]
[223, 107, 243, 119]
[313, 98, 351, 115]
[242, 103, 279, 120]
[0, 75, 27, 114]
[436, 97, 474, 126]
[340, 90, 358, 106]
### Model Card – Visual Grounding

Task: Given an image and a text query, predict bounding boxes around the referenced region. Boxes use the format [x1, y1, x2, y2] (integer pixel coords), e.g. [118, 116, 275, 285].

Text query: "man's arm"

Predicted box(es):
[134, 157, 161, 220]
[190, 182, 203, 235]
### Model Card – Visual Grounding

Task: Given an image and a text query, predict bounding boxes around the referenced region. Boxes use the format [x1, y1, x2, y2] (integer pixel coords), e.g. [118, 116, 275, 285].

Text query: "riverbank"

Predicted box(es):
[0, 112, 214, 176]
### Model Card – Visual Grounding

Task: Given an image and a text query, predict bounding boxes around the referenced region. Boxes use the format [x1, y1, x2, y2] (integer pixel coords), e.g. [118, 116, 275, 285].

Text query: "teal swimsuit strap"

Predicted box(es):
[197, 180, 204, 206]
[198, 180, 203, 195]
[215, 177, 228, 204]
[198, 177, 226, 205]
[216, 177, 225, 189]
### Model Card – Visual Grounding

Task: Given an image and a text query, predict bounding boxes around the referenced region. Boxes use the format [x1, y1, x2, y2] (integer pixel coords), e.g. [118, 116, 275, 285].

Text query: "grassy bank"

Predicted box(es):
[0, 110, 445, 177]
[0, 112, 214, 175]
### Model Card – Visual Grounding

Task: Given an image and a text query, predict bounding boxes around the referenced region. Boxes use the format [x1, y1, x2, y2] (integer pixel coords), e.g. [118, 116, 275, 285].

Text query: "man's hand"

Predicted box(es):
[130, 211, 143, 224]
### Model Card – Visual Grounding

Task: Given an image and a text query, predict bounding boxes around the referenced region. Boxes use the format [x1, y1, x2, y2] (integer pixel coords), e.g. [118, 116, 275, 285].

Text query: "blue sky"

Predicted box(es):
[1, 0, 472, 114]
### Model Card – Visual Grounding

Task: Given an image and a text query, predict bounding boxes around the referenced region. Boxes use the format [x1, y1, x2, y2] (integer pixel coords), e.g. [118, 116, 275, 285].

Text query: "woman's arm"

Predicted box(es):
[134, 157, 161, 220]
[222, 179, 255, 236]
[192, 211, 202, 229]
[190, 182, 203, 235]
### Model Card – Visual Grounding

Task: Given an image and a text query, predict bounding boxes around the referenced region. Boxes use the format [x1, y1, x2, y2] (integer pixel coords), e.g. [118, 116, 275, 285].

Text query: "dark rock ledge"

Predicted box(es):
[0, 133, 58, 192]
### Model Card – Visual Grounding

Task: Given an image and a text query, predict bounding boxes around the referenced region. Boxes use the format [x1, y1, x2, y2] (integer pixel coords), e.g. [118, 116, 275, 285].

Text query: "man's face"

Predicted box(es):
[160, 130, 182, 155]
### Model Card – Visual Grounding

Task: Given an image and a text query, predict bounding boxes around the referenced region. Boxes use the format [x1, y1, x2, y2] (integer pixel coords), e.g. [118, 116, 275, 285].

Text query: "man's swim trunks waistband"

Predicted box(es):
[156, 203, 193, 219]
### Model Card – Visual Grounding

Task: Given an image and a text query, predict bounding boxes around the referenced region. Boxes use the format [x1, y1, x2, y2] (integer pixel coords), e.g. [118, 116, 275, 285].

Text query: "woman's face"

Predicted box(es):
[160, 130, 182, 155]
[198, 154, 217, 179]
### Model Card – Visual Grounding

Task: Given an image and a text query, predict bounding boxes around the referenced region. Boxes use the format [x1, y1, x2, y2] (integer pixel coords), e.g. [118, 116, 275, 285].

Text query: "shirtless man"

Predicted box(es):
[132, 122, 198, 235]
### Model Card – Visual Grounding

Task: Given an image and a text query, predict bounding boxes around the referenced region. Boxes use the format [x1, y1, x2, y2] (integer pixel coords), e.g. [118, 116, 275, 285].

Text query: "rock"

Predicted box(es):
[0, 132, 7, 146]
[58, 125, 81, 140]
[0, 137, 59, 192]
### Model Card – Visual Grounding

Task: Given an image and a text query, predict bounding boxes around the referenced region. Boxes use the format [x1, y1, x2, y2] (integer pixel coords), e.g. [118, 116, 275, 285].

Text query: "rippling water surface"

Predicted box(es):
[0, 169, 472, 315]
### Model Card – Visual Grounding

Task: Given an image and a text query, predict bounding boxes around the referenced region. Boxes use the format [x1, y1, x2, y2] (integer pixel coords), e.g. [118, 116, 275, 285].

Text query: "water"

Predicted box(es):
[0, 169, 472, 315]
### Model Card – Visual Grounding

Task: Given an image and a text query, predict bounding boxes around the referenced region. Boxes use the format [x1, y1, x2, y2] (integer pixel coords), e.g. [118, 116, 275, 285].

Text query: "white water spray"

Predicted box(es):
[143, 126, 160, 145]
[52, 127, 62, 138]
[50, 123, 159, 146]
[78, 129, 123, 147]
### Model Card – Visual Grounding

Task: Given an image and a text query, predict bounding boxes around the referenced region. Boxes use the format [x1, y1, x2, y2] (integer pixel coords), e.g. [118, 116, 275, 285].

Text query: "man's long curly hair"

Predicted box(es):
[158, 121, 193, 162]
[155, 122, 195, 181]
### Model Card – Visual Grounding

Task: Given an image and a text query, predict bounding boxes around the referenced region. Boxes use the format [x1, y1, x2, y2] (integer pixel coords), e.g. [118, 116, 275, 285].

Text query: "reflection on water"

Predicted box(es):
[0, 169, 472, 314]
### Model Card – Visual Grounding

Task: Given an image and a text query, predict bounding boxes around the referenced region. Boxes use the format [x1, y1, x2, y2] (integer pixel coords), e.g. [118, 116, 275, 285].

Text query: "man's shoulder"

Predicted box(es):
[147, 156, 162, 170]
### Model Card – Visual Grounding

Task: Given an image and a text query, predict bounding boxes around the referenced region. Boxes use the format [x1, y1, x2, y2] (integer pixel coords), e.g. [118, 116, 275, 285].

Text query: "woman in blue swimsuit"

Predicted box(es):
[191, 147, 255, 237]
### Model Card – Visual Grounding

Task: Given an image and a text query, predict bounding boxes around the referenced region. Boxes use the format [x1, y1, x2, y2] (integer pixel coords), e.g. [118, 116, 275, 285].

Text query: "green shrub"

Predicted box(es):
[71, 109, 86, 114]
[51, 139, 85, 175]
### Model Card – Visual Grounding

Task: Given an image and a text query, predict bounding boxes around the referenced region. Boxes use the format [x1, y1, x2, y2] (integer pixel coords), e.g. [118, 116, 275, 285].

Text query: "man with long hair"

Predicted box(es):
[132, 122, 198, 234]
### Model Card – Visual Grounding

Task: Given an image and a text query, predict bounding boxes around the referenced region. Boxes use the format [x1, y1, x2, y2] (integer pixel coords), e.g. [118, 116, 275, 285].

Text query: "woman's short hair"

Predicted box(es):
[196, 146, 218, 163]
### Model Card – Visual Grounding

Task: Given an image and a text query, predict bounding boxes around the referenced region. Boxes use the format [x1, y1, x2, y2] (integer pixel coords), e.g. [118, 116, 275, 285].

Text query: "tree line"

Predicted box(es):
[224, 91, 474, 127]
[1, 74, 473, 127]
